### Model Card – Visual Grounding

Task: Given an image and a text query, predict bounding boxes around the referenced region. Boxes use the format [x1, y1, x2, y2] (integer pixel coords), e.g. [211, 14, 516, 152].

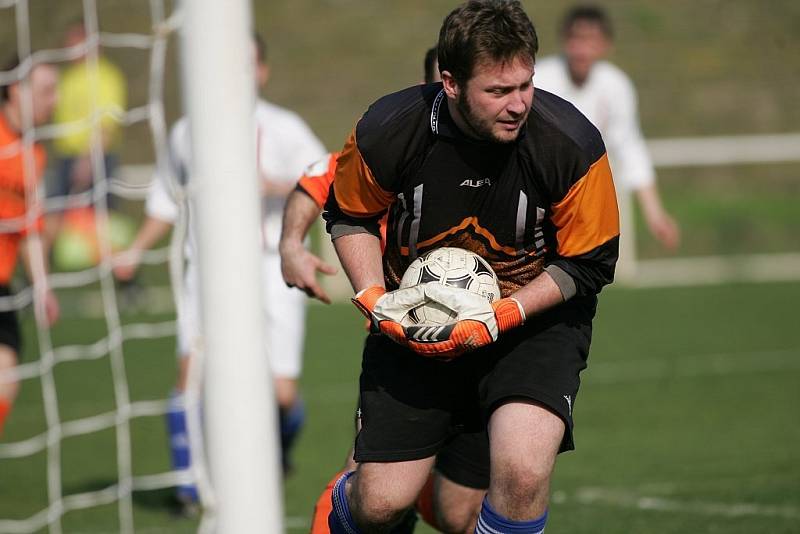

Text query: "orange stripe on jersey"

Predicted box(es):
[551, 153, 619, 257]
[297, 152, 339, 209]
[333, 129, 394, 218]
[400, 216, 521, 257]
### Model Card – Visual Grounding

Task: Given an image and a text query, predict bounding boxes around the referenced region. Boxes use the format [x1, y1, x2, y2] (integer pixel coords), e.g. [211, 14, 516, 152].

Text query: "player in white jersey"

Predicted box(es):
[535, 5, 679, 257]
[114, 33, 325, 507]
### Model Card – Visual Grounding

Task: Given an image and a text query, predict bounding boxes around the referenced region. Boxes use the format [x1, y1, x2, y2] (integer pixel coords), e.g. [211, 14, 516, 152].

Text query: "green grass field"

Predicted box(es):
[1, 1, 798, 531]
[2, 280, 799, 533]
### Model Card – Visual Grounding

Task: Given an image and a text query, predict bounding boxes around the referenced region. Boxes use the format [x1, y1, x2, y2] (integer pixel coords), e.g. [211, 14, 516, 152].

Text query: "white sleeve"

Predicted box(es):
[602, 74, 655, 191]
[532, 56, 563, 94]
[144, 171, 179, 222]
[144, 126, 184, 222]
[274, 117, 327, 183]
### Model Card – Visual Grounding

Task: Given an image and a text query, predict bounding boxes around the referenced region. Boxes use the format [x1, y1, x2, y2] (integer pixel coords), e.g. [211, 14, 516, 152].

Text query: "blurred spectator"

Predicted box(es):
[536, 5, 680, 254]
[46, 21, 127, 247]
[114, 33, 325, 512]
[0, 55, 60, 437]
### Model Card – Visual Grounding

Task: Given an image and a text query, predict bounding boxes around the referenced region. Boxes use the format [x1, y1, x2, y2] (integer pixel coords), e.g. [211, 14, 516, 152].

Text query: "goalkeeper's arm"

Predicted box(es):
[507, 271, 565, 320]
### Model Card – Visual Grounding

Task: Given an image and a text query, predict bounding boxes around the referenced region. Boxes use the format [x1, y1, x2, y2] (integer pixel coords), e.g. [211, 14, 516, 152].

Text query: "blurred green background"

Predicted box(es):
[4, 0, 798, 150]
[1, 0, 798, 260]
[1, 1, 799, 533]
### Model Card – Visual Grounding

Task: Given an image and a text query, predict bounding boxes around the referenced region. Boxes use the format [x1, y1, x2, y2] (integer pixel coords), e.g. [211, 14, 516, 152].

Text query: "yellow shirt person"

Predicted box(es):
[53, 55, 126, 157]
[45, 23, 128, 248]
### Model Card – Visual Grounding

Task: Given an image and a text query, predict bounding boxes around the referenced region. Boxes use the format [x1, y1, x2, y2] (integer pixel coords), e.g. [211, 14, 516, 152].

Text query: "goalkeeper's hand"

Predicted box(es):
[403, 284, 526, 360]
[351, 285, 427, 347]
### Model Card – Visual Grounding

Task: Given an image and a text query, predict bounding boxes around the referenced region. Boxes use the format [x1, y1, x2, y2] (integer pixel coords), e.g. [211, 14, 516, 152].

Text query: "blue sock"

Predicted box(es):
[475, 496, 547, 534]
[279, 397, 305, 471]
[328, 471, 361, 534]
[166, 390, 198, 502]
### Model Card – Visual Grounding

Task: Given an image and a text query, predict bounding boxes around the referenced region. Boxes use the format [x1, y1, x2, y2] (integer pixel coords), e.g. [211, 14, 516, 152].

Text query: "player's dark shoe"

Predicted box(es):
[169, 491, 201, 519]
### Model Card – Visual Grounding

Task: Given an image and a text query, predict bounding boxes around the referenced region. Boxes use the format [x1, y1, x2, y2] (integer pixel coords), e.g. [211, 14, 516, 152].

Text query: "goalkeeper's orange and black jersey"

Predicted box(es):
[324, 83, 619, 300]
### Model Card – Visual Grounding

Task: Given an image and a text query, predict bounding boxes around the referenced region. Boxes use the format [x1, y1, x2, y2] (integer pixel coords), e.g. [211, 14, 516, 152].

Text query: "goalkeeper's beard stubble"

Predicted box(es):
[454, 89, 529, 144]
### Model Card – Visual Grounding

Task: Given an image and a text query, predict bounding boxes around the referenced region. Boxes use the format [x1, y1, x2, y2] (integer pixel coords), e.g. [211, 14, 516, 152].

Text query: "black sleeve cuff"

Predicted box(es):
[544, 264, 577, 301]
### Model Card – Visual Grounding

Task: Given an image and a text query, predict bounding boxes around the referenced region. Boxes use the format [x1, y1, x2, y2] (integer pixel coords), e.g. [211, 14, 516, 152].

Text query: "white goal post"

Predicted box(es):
[181, 0, 283, 532]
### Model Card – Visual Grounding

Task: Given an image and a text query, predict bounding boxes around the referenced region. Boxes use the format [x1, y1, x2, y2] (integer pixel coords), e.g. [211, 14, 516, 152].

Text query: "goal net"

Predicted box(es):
[0, 0, 280, 532]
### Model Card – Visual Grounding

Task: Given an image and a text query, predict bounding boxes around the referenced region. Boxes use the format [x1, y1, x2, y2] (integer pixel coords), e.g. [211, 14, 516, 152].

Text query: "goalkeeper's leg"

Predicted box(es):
[311, 406, 418, 533]
[327, 462, 430, 534]
[312, 468, 421, 534]
[416, 430, 490, 531]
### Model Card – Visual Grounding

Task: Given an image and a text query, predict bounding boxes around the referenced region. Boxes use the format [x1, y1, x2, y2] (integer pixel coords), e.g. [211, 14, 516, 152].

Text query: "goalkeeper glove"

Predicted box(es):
[351, 285, 427, 347]
[403, 284, 525, 359]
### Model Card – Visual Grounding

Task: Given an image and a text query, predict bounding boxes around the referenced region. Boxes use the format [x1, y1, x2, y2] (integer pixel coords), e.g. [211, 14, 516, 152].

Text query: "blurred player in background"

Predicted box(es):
[280, 47, 440, 302]
[113, 33, 325, 509]
[46, 21, 127, 247]
[279, 152, 340, 304]
[280, 47, 489, 533]
[323, 0, 619, 531]
[0, 56, 60, 437]
[535, 4, 680, 253]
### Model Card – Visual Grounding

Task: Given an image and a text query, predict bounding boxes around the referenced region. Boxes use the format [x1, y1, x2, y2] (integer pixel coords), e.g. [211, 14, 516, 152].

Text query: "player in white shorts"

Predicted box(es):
[114, 33, 325, 507]
[535, 4, 680, 274]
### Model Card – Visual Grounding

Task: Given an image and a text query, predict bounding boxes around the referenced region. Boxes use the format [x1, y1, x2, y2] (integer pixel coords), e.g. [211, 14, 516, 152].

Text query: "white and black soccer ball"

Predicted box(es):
[399, 247, 501, 325]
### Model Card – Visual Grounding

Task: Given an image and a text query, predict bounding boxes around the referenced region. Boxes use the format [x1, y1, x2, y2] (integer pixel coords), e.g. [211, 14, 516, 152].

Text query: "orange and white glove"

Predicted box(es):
[403, 284, 525, 360]
[352, 285, 427, 347]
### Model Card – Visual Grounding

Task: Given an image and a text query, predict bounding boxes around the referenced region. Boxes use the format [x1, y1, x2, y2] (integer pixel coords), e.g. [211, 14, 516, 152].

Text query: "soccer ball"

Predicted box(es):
[399, 247, 500, 325]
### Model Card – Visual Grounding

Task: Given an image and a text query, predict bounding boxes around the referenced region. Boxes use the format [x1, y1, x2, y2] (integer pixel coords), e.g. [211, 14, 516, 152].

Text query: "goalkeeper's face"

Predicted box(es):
[444, 54, 534, 144]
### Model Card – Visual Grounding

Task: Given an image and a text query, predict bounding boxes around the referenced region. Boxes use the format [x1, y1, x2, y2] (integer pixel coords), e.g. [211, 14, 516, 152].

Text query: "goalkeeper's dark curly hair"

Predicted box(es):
[437, 0, 539, 86]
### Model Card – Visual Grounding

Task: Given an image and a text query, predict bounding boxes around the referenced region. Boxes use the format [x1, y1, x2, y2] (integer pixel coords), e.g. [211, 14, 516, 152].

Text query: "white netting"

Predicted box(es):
[0, 1, 212, 532]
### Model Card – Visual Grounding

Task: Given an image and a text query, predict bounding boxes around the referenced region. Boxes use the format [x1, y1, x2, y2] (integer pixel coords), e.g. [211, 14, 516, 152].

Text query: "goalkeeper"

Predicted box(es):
[281, 47, 493, 533]
[322, 1, 619, 532]
[113, 34, 325, 508]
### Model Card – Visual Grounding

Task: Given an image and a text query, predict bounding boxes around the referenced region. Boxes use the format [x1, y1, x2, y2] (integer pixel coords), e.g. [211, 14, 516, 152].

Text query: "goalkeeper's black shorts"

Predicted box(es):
[354, 296, 595, 489]
[0, 285, 21, 355]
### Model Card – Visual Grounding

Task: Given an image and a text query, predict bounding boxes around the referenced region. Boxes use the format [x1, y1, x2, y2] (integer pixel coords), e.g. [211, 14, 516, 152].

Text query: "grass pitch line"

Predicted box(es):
[552, 486, 800, 520]
[588, 348, 800, 385]
[628, 253, 800, 288]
